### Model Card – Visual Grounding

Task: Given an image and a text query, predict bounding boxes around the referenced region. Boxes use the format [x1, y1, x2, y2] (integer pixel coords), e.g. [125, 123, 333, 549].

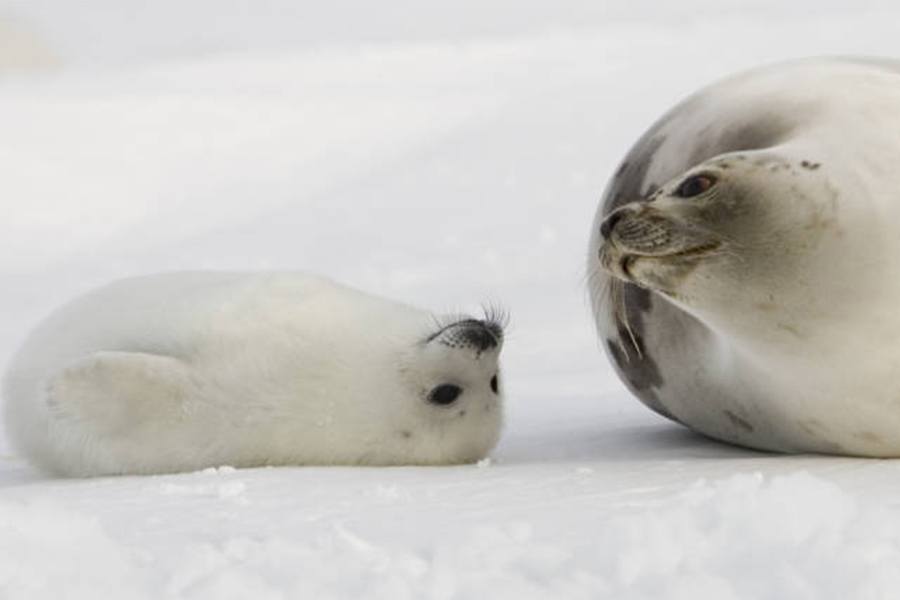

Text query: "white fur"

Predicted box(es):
[2, 272, 504, 476]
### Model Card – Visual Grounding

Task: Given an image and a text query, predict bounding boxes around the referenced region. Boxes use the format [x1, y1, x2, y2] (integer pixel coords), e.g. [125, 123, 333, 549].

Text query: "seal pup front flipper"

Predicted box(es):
[45, 351, 205, 471]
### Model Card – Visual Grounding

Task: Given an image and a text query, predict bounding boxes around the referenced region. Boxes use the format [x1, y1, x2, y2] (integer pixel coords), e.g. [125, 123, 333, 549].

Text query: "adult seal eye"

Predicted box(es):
[428, 384, 462, 405]
[676, 174, 717, 198]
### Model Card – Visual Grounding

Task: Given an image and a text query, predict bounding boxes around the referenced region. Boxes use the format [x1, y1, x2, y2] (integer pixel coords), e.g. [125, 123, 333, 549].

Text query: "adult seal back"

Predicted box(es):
[2, 272, 506, 476]
[589, 58, 900, 456]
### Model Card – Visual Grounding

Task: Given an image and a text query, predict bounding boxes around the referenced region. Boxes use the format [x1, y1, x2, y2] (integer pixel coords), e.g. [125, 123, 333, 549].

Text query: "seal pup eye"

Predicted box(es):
[428, 384, 462, 405]
[675, 174, 717, 198]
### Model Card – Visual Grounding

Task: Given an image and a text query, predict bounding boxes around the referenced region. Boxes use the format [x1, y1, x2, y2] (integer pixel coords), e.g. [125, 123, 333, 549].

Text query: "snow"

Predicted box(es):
[2, 1, 900, 597]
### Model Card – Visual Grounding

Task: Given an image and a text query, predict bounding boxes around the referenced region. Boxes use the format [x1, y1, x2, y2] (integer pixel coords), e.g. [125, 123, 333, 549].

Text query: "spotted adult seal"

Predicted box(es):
[589, 58, 900, 456]
[2, 272, 505, 476]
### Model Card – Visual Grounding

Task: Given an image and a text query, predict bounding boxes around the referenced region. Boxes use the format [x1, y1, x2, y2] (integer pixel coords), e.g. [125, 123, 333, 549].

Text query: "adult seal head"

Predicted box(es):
[589, 58, 900, 456]
[2, 272, 506, 476]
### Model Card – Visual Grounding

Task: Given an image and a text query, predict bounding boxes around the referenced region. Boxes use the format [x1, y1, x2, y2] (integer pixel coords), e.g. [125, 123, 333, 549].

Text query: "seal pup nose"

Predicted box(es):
[429, 318, 503, 353]
[459, 320, 502, 352]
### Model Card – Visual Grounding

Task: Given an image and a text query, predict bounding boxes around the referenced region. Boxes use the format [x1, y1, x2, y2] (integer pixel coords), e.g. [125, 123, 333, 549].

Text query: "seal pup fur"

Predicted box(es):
[2, 272, 505, 476]
[589, 58, 900, 456]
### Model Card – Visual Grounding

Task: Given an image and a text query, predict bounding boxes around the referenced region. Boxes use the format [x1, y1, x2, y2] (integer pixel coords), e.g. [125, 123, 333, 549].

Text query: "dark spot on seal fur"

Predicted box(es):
[853, 431, 883, 446]
[458, 409, 466, 417]
[604, 332, 678, 423]
[724, 410, 755, 433]
[606, 136, 667, 210]
[801, 160, 821, 170]
[399, 430, 413, 439]
[687, 117, 796, 168]
[777, 322, 803, 338]
[799, 419, 831, 442]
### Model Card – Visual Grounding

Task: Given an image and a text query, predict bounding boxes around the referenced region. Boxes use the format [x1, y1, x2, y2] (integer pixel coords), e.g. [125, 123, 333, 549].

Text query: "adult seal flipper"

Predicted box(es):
[589, 58, 900, 456]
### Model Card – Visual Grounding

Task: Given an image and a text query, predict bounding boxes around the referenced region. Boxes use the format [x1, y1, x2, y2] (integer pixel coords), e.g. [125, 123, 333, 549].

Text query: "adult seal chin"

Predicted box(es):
[2, 272, 506, 476]
[589, 57, 900, 457]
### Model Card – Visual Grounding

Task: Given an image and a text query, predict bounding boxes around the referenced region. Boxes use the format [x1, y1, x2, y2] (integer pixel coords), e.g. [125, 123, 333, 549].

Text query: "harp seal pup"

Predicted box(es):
[589, 58, 900, 457]
[2, 272, 505, 476]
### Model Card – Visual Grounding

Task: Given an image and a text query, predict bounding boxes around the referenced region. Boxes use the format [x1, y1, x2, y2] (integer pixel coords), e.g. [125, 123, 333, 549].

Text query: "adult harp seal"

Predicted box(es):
[590, 58, 900, 456]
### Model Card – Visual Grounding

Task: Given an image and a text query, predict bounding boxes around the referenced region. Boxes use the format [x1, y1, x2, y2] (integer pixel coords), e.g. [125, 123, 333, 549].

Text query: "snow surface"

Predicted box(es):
[3, 1, 900, 597]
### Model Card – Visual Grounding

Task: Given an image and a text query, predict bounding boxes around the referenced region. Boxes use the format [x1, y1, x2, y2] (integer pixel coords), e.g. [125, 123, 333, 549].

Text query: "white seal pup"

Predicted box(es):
[589, 58, 900, 457]
[2, 272, 505, 476]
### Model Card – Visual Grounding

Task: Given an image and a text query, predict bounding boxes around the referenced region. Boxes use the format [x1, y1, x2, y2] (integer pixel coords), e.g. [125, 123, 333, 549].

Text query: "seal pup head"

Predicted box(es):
[593, 149, 854, 343]
[385, 309, 506, 465]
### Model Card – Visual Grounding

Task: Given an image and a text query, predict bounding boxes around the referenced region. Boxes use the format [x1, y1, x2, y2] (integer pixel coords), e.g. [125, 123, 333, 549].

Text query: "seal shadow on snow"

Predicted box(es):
[495, 403, 772, 464]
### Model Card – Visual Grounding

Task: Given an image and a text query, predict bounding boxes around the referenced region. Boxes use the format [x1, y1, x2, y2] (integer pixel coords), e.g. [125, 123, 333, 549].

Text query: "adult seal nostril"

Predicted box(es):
[600, 206, 633, 240]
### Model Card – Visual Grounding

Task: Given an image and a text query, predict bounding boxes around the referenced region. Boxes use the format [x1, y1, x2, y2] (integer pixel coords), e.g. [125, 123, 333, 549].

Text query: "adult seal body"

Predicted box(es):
[589, 58, 900, 456]
[3, 272, 505, 476]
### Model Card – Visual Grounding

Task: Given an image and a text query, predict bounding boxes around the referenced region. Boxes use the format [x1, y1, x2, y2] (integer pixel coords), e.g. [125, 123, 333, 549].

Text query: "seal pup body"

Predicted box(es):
[590, 58, 900, 456]
[3, 272, 505, 476]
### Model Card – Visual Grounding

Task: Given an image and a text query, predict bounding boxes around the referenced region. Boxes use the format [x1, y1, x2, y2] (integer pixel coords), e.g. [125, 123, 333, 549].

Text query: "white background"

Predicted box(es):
[3, 1, 900, 597]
